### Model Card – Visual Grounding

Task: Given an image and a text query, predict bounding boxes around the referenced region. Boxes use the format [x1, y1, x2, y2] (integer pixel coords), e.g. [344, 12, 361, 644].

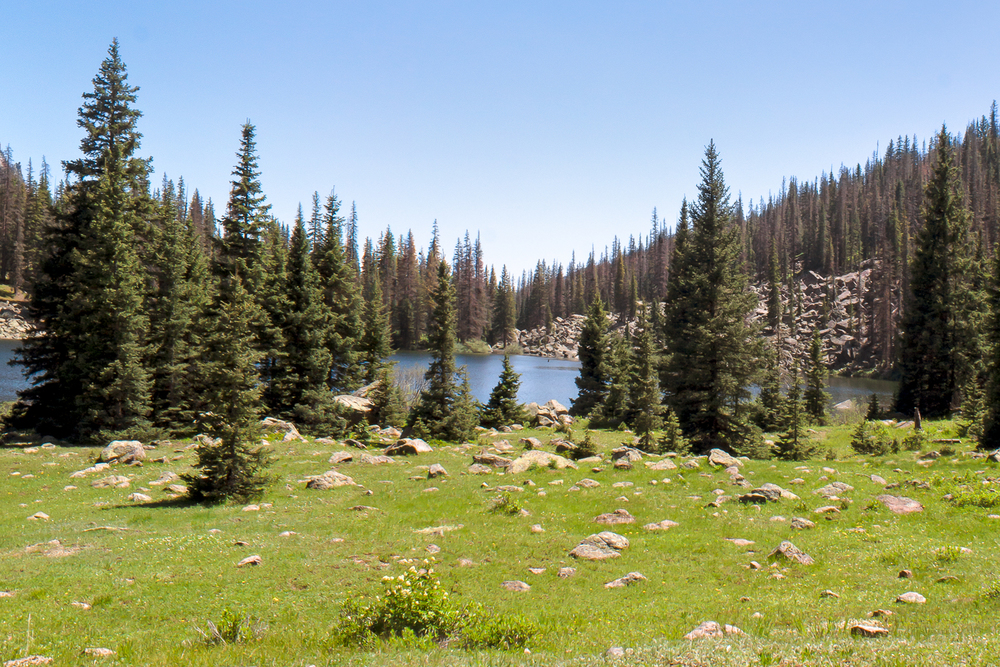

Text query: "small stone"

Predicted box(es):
[428, 463, 448, 478]
[850, 623, 889, 638]
[457, 558, 475, 567]
[3, 657, 54, 666]
[501, 580, 530, 592]
[127, 493, 151, 502]
[576, 478, 601, 488]
[279, 531, 297, 537]
[898, 569, 914, 579]
[896, 591, 926, 604]
[82, 648, 115, 657]
[594, 509, 635, 525]
[814, 505, 841, 515]
[71, 601, 91, 610]
[768, 541, 814, 565]
[604, 571, 647, 588]
[27, 512, 49, 521]
[165, 484, 188, 495]
[868, 609, 894, 618]
[643, 519, 679, 531]
[422, 487, 439, 493]
[725, 538, 755, 547]
[683, 621, 744, 640]
[877, 495, 924, 515]
[752, 612, 763, 619]
[426, 544, 441, 554]
[749, 561, 762, 570]
[820, 589, 840, 598]
[557, 567, 576, 578]
[242, 504, 260, 511]
[791, 517, 816, 530]
[530, 524, 545, 533]
[605, 647, 625, 658]
[236, 555, 262, 568]
[527, 567, 545, 574]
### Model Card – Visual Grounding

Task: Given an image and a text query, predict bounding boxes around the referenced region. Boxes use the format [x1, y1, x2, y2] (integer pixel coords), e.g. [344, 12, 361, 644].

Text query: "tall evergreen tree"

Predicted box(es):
[491, 266, 517, 347]
[661, 142, 764, 454]
[896, 128, 976, 417]
[570, 295, 609, 417]
[11, 39, 154, 441]
[803, 329, 830, 424]
[628, 305, 664, 450]
[480, 354, 527, 428]
[360, 270, 393, 384]
[980, 249, 1000, 449]
[409, 260, 476, 441]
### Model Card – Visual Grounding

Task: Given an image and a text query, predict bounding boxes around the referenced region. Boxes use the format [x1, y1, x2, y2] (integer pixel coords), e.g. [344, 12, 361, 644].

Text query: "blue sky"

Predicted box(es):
[4, 1, 1000, 276]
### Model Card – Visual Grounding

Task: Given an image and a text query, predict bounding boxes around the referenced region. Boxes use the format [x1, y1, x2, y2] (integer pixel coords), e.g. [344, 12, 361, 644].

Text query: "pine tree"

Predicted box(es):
[629, 305, 664, 451]
[591, 332, 631, 426]
[368, 364, 408, 428]
[803, 329, 830, 424]
[147, 177, 212, 432]
[661, 142, 765, 454]
[480, 355, 526, 428]
[315, 191, 363, 392]
[775, 362, 813, 460]
[766, 241, 782, 332]
[360, 270, 393, 384]
[570, 295, 609, 417]
[755, 343, 784, 431]
[11, 40, 154, 441]
[184, 275, 272, 503]
[409, 261, 476, 441]
[979, 249, 1000, 449]
[257, 220, 289, 413]
[491, 266, 517, 347]
[216, 122, 270, 287]
[278, 211, 339, 430]
[896, 127, 976, 417]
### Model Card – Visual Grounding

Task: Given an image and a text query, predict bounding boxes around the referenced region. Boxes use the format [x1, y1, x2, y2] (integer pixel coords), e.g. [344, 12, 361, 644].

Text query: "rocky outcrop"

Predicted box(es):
[0, 301, 36, 340]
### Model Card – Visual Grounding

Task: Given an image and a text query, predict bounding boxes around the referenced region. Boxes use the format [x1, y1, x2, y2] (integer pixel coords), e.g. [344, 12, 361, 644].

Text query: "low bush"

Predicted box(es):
[488, 492, 523, 515]
[851, 420, 897, 456]
[195, 608, 266, 645]
[330, 563, 537, 651]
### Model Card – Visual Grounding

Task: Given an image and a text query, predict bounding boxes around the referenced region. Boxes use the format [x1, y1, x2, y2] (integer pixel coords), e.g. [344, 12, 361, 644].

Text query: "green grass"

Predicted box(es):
[1, 419, 1000, 665]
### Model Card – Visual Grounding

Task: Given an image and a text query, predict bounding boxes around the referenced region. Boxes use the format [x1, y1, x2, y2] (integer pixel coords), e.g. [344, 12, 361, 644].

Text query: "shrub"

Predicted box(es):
[458, 608, 538, 649]
[331, 563, 455, 647]
[330, 563, 537, 650]
[902, 430, 927, 452]
[851, 420, 896, 456]
[195, 608, 266, 645]
[571, 432, 599, 460]
[488, 492, 523, 516]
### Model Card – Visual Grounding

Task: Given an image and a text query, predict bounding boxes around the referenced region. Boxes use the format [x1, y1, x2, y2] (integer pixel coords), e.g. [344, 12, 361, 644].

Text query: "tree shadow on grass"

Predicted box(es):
[110, 496, 200, 510]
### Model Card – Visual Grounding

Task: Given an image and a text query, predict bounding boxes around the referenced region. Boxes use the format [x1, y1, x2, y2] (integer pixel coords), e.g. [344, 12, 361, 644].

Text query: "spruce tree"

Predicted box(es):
[360, 270, 393, 384]
[368, 364, 408, 428]
[979, 250, 1000, 449]
[409, 261, 476, 441]
[629, 305, 664, 451]
[896, 127, 976, 417]
[481, 354, 527, 428]
[803, 330, 830, 424]
[570, 295, 609, 417]
[755, 343, 784, 431]
[278, 211, 339, 430]
[11, 39, 154, 441]
[775, 362, 813, 461]
[491, 266, 517, 347]
[184, 275, 272, 503]
[592, 332, 631, 426]
[661, 142, 765, 454]
[147, 178, 212, 432]
[257, 220, 289, 413]
[315, 191, 363, 391]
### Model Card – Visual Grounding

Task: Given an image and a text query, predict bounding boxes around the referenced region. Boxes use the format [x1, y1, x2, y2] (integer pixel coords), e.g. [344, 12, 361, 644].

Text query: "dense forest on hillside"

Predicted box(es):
[2, 40, 1000, 465]
[5, 105, 1000, 374]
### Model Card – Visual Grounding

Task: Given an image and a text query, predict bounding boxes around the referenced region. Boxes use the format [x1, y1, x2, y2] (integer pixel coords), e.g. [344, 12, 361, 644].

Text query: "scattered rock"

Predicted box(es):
[646, 459, 677, 471]
[99, 440, 145, 464]
[814, 506, 841, 515]
[358, 453, 394, 465]
[815, 482, 854, 498]
[149, 471, 179, 486]
[594, 509, 635, 525]
[520, 437, 542, 449]
[27, 512, 49, 521]
[385, 439, 433, 456]
[4, 657, 54, 666]
[768, 541, 814, 565]
[91, 475, 130, 489]
[605, 647, 626, 658]
[868, 609, 894, 618]
[82, 648, 115, 657]
[305, 470, 356, 489]
[426, 544, 441, 554]
[725, 538, 755, 547]
[569, 532, 629, 560]
[328, 451, 353, 465]
[467, 463, 493, 475]
[576, 478, 601, 488]
[236, 555, 262, 568]
[898, 569, 914, 579]
[896, 591, 926, 604]
[557, 567, 576, 578]
[508, 450, 578, 474]
[820, 589, 840, 598]
[611, 447, 643, 463]
[871, 474, 887, 485]
[877, 495, 924, 514]
[473, 452, 512, 468]
[850, 623, 889, 638]
[604, 571, 647, 588]
[708, 449, 741, 468]
[501, 580, 530, 592]
[127, 493, 151, 502]
[530, 524, 545, 533]
[165, 484, 188, 495]
[428, 463, 448, 478]
[643, 519, 679, 531]
[791, 517, 816, 530]
[683, 621, 744, 640]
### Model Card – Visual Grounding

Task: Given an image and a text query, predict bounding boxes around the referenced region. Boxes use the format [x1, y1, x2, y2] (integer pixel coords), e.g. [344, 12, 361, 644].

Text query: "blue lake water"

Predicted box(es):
[0, 339, 897, 411]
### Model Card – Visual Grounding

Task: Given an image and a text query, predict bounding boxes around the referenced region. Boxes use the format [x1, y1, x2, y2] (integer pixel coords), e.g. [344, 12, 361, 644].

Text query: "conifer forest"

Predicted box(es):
[3, 40, 1000, 470]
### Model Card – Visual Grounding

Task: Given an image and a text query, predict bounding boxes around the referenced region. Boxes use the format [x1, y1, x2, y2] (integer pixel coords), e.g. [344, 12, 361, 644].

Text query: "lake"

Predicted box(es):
[0, 340, 898, 410]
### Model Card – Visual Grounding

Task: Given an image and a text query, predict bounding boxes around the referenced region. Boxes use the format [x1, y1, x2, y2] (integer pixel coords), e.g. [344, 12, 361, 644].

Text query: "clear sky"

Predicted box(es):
[4, 1, 1000, 276]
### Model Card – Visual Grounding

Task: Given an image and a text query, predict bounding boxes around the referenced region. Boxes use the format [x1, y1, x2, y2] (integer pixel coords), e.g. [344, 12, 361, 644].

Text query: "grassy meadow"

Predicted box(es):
[2, 416, 1000, 666]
